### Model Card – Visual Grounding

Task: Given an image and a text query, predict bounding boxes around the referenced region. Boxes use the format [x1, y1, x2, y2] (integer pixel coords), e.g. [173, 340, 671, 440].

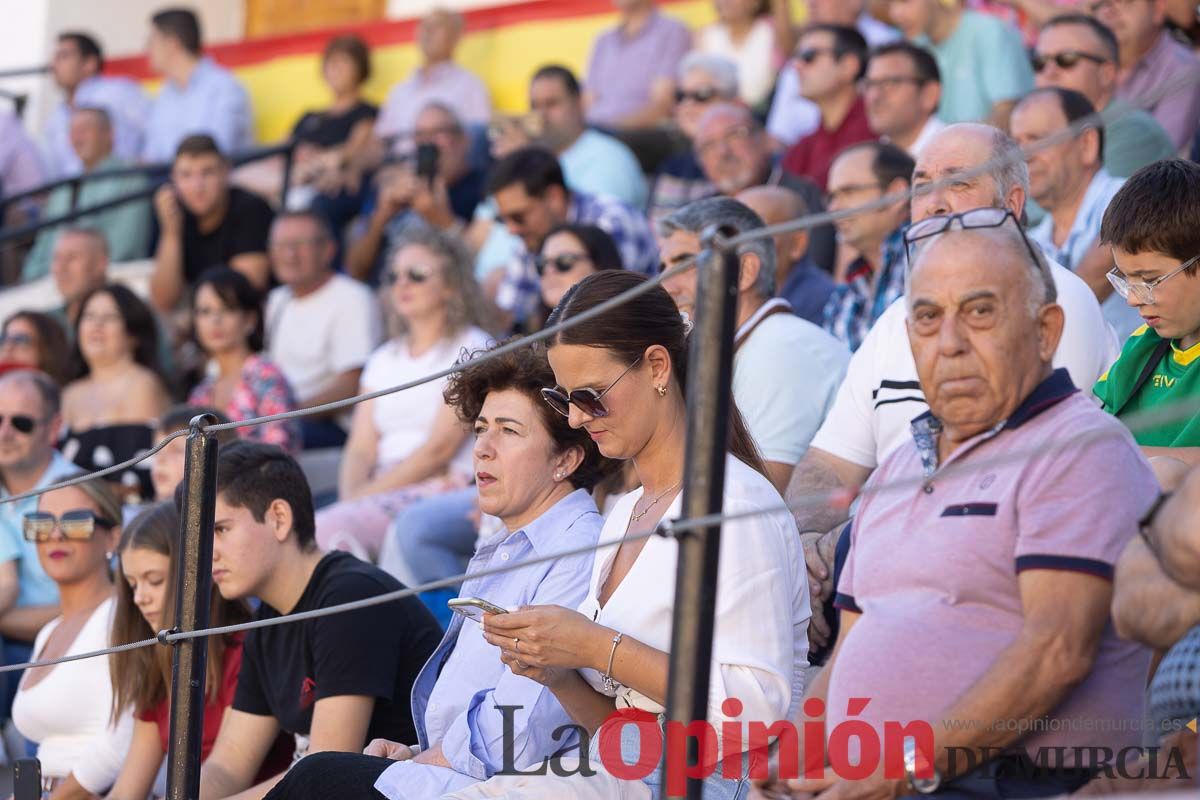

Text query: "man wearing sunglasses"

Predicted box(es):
[1092, 0, 1200, 151]
[0, 372, 77, 725]
[1032, 14, 1175, 179]
[1095, 159, 1200, 462]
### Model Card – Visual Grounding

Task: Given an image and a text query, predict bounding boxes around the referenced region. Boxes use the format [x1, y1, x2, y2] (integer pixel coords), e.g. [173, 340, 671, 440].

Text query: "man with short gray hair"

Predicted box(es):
[658, 196, 849, 493]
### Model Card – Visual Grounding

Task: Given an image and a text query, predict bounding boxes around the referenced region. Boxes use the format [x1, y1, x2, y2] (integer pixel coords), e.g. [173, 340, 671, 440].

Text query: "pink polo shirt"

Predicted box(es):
[831, 369, 1156, 762]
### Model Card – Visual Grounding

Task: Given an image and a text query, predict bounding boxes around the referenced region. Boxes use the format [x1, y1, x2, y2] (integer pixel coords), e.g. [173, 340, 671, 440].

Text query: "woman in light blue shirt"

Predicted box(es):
[264, 340, 619, 800]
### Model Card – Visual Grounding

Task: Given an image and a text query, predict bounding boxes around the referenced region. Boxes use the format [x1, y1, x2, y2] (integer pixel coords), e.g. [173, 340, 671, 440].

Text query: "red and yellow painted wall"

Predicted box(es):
[104, 0, 808, 143]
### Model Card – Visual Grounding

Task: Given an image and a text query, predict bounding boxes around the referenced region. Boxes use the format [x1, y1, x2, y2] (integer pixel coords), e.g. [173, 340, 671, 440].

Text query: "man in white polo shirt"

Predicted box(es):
[788, 123, 1120, 649]
[265, 211, 383, 449]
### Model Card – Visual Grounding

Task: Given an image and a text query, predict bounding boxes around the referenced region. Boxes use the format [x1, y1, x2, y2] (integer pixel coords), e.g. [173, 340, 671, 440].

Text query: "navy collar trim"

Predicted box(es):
[1002, 368, 1078, 431]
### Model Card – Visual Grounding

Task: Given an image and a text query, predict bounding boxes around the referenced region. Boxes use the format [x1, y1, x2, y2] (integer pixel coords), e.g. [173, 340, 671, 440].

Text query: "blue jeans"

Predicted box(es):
[378, 487, 478, 628]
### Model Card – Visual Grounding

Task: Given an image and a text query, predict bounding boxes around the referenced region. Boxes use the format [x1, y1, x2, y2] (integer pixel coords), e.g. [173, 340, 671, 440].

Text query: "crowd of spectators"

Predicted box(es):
[0, 0, 1197, 797]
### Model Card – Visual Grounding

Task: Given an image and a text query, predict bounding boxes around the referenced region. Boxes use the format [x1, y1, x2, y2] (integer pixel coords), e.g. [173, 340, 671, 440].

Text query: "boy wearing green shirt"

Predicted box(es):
[1094, 159, 1200, 463]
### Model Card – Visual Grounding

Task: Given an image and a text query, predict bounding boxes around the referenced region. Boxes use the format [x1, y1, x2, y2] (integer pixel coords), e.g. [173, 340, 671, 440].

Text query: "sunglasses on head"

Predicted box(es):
[384, 265, 434, 285]
[541, 356, 642, 419]
[1030, 51, 1107, 73]
[23, 509, 116, 543]
[534, 253, 590, 275]
[0, 415, 38, 434]
[675, 87, 719, 104]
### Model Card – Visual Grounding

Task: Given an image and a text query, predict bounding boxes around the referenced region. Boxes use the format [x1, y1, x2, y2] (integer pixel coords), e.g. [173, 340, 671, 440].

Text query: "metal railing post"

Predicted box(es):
[279, 141, 295, 204]
[165, 415, 220, 800]
[660, 226, 739, 799]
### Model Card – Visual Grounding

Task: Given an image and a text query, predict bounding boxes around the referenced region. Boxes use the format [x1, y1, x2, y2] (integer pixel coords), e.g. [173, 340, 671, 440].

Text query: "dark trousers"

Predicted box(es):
[264, 751, 392, 799]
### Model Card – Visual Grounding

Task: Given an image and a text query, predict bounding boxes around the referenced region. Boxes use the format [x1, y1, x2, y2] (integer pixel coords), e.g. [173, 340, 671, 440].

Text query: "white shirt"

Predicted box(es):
[810, 260, 1121, 468]
[42, 76, 149, 179]
[12, 598, 133, 793]
[734, 300, 850, 464]
[576, 456, 810, 735]
[266, 274, 384, 403]
[904, 116, 946, 159]
[361, 326, 492, 478]
[697, 18, 778, 108]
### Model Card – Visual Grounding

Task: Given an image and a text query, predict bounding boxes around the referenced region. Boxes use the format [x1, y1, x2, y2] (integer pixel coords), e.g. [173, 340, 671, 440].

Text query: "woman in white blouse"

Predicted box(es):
[480, 271, 811, 799]
[315, 227, 494, 559]
[13, 474, 132, 798]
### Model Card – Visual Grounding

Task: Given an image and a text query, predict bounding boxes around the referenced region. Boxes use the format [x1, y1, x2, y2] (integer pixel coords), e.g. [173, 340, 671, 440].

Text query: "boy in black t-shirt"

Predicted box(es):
[198, 442, 441, 800]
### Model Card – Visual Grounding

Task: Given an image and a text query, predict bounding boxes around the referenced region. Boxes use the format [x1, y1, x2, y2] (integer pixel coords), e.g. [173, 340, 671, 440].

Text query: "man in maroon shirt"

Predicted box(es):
[781, 24, 876, 191]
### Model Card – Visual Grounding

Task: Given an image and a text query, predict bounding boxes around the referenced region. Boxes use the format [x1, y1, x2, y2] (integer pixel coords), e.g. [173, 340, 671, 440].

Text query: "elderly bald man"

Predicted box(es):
[788, 122, 1118, 656]
[780, 220, 1156, 800]
[737, 184, 835, 326]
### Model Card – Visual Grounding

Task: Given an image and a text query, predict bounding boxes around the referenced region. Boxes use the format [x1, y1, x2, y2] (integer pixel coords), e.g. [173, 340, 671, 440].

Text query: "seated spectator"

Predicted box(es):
[780, 24, 876, 192]
[13, 473, 132, 796]
[47, 227, 108, 329]
[1033, 14, 1175, 178]
[1095, 159, 1200, 460]
[537, 223, 624, 311]
[889, 0, 1033, 126]
[584, 0, 691, 129]
[23, 108, 151, 283]
[148, 404, 233, 502]
[151, 134, 275, 312]
[465, 271, 807, 796]
[861, 41, 945, 157]
[0, 110, 47, 202]
[141, 8, 252, 164]
[347, 102, 487, 283]
[42, 31, 147, 179]
[489, 147, 656, 324]
[289, 34, 377, 207]
[187, 267, 299, 452]
[197, 442, 442, 798]
[692, 103, 837, 272]
[786, 125, 1120, 650]
[0, 371, 77, 730]
[822, 142, 914, 351]
[374, 9, 489, 147]
[270, 342, 619, 798]
[774, 219, 1156, 799]
[696, 0, 794, 110]
[0, 313, 71, 385]
[106, 502, 252, 800]
[646, 52, 733, 222]
[62, 284, 170, 501]
[1012, 87, 1138, 337]
[768, 0, 900, 149]
[530, 65, 647, 209]
[316, 229, 492, 559]
[266, 211, 383, 450]
[1094, 0, 1200, 151]
[737, 185, 836, 326]
[660, 197, 849, 491]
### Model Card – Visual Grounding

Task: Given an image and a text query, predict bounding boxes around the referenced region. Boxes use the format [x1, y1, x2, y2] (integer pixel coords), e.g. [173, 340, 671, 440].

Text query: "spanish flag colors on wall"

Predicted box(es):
[105, 0, 808, 144]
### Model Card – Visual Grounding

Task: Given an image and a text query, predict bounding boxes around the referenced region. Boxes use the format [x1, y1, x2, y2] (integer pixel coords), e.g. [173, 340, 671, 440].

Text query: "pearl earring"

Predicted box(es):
[554, 471, 564, 480]
[656, 385, 667, 397]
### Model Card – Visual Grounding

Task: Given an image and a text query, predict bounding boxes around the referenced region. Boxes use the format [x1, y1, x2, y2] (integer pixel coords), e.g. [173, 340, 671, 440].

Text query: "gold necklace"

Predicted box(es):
[630, 479, 682, 523]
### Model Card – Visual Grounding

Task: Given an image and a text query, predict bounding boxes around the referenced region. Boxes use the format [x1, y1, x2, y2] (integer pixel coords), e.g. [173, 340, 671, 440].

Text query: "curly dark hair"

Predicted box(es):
[443, 341, 618, 491]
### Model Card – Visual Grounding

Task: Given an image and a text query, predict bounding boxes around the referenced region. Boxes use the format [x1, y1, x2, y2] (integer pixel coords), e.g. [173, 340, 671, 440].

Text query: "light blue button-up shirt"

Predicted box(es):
[374, 489, 603, 799]
[141, 57, 253, 163]
[0, 451, 78, 610]
[42, 75, 149, 179]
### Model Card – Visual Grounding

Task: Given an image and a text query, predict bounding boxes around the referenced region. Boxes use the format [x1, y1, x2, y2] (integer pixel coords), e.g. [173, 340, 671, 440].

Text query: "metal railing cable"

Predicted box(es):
[1, 63, 1197, 674]
[2, 384, 1195, 676]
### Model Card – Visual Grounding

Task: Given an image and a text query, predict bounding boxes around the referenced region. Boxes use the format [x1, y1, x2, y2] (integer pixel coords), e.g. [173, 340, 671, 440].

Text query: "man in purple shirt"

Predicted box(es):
[584, 0, 692, 129]
[780, 219, 1157, 799]
[1095, 0, 1200, 150]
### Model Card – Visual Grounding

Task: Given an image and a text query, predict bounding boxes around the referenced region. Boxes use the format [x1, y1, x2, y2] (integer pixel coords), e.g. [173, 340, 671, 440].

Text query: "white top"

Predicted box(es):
[733, 300, 850, 465]
[12, 598, 133, 793]
[696, 18, 778, 108]
[904, 116, 947, 159]
[362, 326, 492, 478]
[810, 259, 1121, 468]
[266, 274, 385, 402]
[576, 457, 810, 739]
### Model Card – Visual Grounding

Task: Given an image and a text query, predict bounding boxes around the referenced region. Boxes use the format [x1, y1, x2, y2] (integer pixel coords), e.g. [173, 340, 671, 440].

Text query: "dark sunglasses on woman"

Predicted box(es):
[541, 357, 642, 418]
[383, 265, 434, 285]
[23, 509, 117, 542]
[674, 87, 719, 104]
[533, 253, 591, 276]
